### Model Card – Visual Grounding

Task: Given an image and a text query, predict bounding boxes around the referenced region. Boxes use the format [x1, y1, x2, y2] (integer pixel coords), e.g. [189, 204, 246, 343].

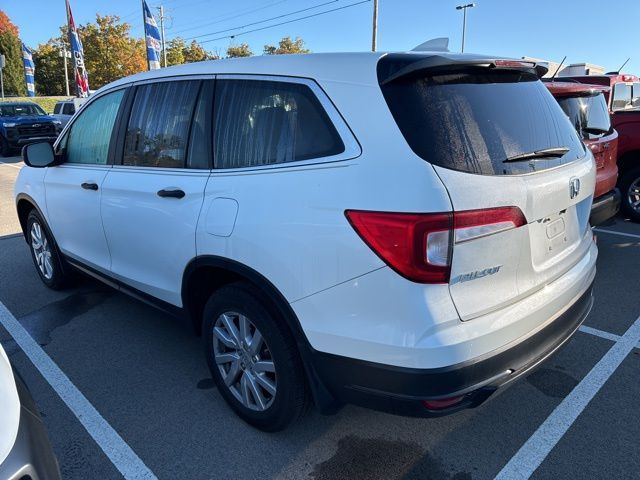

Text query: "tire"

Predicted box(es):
[0, 136, 11, 157]
[620, 166, 640, 223]
[26, 210, 71, 290]
[203, 282, 309, 431]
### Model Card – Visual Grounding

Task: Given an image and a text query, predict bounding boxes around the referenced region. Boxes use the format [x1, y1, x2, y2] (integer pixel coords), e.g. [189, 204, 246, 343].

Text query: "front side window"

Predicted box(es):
[213, 79, 344, 169]
[66, 89, 125, 165]
[53, 104, 62, 114]
[63, 103, 75, 115]
[557, 93, 611, 140]
[123, 80, 200, 168]
[612, 83, 632, 111]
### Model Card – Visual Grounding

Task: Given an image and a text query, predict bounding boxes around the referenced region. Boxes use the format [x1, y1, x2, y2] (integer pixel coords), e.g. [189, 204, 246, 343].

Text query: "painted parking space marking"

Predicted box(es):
[0, 301, 157, 480]
[495, 315, 640, 480]
[594, 228, 640, 241]
[0, 160, 22, 169]
[579, 325, 622, 343]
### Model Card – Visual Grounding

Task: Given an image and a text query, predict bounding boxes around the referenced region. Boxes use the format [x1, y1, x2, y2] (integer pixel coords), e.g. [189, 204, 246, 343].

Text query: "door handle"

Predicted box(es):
[157, 188, 185, 199]
[81, 182, 99, 191]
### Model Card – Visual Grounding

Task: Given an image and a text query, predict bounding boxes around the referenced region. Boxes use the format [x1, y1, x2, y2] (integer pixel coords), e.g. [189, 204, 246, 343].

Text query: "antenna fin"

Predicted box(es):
[412, 38, 450, 52]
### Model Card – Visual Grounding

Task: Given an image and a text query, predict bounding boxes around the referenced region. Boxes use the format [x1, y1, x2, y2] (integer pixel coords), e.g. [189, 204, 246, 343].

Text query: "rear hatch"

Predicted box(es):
[378, 54, 595, 320]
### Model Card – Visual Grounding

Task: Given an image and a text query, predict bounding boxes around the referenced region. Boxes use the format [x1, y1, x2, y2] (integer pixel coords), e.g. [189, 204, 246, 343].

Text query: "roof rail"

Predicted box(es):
[411, 38, 449, 53]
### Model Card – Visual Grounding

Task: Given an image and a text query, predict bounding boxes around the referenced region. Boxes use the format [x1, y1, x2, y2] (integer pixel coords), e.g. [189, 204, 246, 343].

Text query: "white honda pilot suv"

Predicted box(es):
[15, 50, 597, 431]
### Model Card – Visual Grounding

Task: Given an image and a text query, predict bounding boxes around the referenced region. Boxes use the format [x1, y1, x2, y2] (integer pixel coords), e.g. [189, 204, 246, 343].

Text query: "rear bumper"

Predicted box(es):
[310, 282, 594, 417]
[590, 189, 620, 226]
[0, 372, 61, 480]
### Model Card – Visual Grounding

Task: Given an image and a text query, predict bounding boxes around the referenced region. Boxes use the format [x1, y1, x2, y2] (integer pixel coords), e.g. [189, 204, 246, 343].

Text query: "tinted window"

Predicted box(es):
[378, 62, 585, 176]
[213, 79, 344, 169]
[53, 103, 62, 114]
[67, 89, 124, 165]
[557, 93, 611, 140]
[123, 81, 200, 168]
[612, 83, 632, 111]
[632, 82, 640, 108]
[187, 81, 213, 169]
[63, 103, 75, 115]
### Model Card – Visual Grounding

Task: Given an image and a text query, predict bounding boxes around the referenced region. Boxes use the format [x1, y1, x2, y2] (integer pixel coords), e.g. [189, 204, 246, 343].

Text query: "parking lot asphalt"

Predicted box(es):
[1, 155, 639, 479]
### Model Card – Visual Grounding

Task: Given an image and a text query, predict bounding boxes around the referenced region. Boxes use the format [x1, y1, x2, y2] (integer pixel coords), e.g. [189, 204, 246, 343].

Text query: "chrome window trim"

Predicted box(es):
[212, 73, 361, 171]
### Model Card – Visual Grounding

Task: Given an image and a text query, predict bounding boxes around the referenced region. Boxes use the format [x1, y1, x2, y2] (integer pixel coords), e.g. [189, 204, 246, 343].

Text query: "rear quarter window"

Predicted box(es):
[378, 58, 585, 176]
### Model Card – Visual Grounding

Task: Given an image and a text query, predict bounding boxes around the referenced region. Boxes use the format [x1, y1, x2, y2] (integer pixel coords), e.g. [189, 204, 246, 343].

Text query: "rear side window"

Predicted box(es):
[557, 93, 611, 140]
[213, 79, 344, 169]
[632, 82, 640, 108]
[123, 80, 200, 168]
[378, 59, 585, 176]
[612, 83, 632, 111]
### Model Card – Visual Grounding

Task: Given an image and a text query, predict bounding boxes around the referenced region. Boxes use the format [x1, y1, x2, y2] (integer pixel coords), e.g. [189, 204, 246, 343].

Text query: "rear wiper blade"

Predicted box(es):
[503, 147, 569, 163]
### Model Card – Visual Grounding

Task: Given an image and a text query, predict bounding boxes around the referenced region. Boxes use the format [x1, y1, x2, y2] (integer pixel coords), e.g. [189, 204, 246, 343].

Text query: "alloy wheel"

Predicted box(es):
[30, 221, 53, 280]
[212, 311, 277, 411]
[628, 177, 640, 214]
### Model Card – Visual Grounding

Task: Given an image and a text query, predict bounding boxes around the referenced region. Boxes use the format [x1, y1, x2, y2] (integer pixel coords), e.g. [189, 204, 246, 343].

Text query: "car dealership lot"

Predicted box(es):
[1, 156, 639, 479]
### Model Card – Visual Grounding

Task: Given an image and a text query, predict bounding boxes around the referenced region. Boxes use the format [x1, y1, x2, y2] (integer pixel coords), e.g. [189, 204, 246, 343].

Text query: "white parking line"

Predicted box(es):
[0, 301, 157, 480]
[495, 316, 640, 480]
[593, 228, 640, 241]
[579, 325, 622, 343]
[0, 160, 22, 169]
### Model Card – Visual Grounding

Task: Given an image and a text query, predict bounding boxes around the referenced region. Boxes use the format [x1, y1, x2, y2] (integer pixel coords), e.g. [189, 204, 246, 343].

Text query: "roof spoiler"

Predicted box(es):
[380, 56, 549, 85]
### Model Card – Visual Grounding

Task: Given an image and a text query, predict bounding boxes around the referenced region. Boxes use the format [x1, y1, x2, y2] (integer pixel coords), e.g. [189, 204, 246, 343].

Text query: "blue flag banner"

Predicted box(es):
[66, 0, 90, 97]
[143, 0, 162, 70]
[21, 43, 35, 97]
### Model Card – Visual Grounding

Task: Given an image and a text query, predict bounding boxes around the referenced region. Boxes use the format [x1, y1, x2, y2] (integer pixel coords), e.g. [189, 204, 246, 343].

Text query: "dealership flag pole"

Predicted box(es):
[142, 0, 162, 70]
[65, 0, 90, 97]
[21, 43, 36, 97]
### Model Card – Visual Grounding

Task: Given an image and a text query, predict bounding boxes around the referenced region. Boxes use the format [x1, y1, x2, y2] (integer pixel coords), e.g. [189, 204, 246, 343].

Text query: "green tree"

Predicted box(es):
[32, 42, 66, 96]
[184, 40, 215, 62]
[165, 38, 186, 66]
[226, 43, 252, 58]
[77, 15, 146, 89]
[263, 36, 310, 55]
[0, 10, 26, 96]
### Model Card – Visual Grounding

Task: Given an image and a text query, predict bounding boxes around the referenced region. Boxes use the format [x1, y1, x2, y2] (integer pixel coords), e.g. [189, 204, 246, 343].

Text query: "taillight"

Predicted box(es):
[345, 207, 526, 284]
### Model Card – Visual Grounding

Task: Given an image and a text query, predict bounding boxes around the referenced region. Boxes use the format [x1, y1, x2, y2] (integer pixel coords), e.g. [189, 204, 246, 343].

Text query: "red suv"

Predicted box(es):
[565, 73, 640, 222]
[546, 81, 620, 225]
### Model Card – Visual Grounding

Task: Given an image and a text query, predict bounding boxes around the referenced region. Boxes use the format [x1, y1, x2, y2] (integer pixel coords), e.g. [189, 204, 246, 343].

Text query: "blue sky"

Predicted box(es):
[3, 0, 639, 74]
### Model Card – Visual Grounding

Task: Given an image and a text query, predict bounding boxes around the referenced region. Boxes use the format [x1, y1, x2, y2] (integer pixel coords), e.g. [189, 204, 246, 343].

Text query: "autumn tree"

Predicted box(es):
[226, 43, 252, 58]
[263, 36, 310, 55]
[0, 10, 26, 96]
[77, 15, 146, 89]
[32, 42, 66, 96]
[184, 40, 216, 62]
[165, 38, 185, 66]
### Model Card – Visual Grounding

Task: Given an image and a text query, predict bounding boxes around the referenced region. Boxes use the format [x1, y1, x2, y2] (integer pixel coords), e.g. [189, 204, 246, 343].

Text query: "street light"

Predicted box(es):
[58, 44, 72, 97]
[456, 3, 476, 53]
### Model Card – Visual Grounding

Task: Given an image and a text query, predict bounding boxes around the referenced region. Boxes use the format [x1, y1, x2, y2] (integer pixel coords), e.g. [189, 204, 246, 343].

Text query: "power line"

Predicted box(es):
[199, 0, 370, 45]
[183, 0, 339, 42]
[170, 0, 288, 36]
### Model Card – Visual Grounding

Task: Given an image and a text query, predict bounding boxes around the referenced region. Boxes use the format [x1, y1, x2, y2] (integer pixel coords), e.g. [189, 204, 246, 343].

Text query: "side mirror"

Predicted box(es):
[22, 142, 56, 168]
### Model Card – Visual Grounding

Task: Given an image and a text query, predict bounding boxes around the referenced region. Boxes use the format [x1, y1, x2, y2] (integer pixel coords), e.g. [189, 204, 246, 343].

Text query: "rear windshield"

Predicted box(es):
[557, 93, 611, 140]
[378, 61, 585, 175]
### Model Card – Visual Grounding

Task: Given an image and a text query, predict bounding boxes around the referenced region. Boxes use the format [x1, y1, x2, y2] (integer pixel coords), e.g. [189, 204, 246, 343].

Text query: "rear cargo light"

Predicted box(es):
[454, 207, 526, 244]
[345, 207, 526, 284]
[493, 59, 535, 69]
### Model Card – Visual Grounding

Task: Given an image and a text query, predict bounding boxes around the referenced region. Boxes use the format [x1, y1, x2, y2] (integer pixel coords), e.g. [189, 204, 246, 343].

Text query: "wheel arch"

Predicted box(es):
[15, 193, 45, 242]
[181, 255, 340, 412]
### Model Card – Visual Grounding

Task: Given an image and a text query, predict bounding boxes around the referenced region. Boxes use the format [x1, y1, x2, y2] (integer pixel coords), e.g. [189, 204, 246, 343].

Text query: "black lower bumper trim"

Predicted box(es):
[590, 189, 621, 226]
[309, 283, 594, 417]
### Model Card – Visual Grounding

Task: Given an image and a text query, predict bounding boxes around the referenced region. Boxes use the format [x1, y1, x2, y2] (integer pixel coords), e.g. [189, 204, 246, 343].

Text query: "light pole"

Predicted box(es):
[58, 44, 71, 96]
[156, 5, 167, 67]
[371, 0, 378, 52]
[456, 3, 476, 53]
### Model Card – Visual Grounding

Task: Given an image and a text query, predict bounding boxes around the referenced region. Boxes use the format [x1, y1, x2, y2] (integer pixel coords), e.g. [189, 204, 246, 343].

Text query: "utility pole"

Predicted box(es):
[456, 3, 476, 53]
[156, 5, 167, 67]
[371, 0, 378, 52]
[0, 54, 4, 100]
[59, 44, 71, 96]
